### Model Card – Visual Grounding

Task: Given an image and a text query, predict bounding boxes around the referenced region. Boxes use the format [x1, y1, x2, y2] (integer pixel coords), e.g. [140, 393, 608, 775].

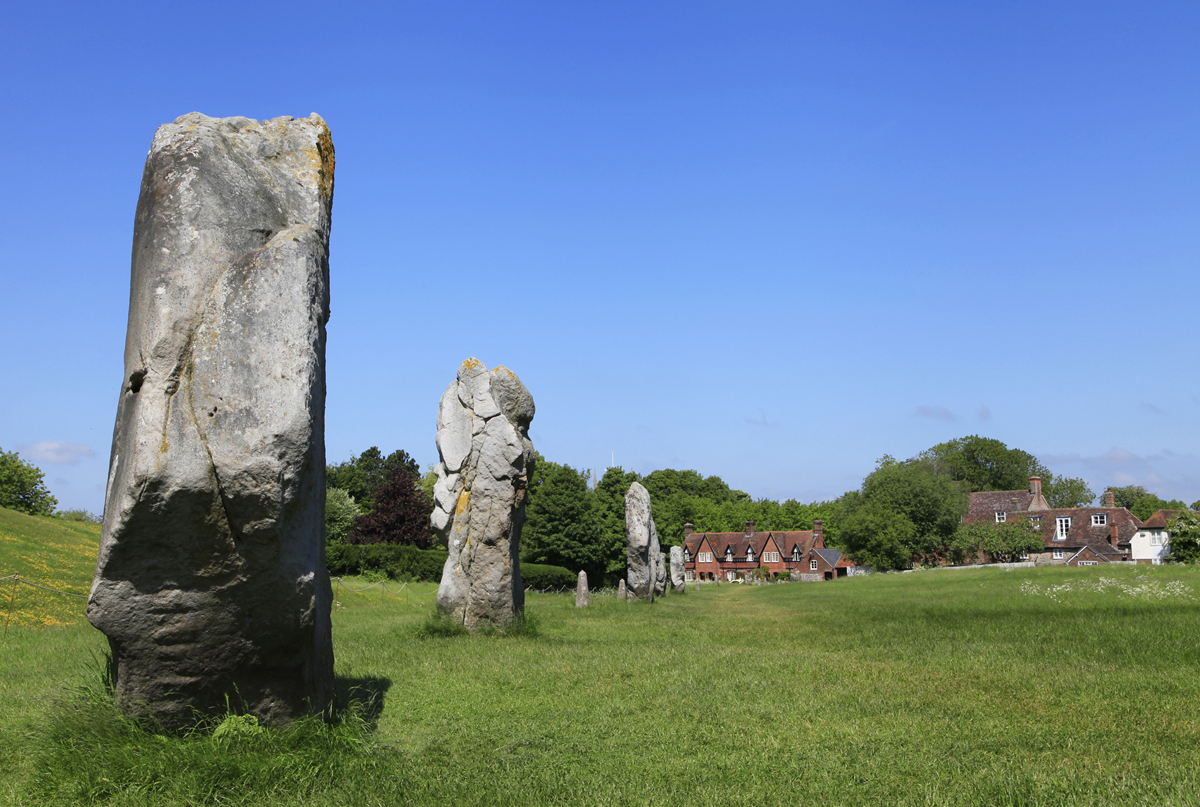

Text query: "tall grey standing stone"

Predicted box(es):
[432, 359, 535, 630]
[87, 113, 336, 729]
[669, 546, 687, 593]
[618, 579, 627, 601]
[575, 571, 589, 608]
[625, 482, 660, 601]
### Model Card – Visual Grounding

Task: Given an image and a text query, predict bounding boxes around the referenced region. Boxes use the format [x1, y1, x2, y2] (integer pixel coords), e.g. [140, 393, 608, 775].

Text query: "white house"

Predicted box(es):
[1130, 510, 1180, 564]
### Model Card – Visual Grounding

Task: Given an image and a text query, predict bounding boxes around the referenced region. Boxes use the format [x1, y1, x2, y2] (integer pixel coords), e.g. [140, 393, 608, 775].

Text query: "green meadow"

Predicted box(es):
[3, 512, 1200, 806]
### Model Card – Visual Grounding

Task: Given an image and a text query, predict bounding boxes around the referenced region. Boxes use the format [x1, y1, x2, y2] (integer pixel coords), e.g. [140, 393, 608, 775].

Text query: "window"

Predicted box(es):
[763, 552, 779, 563]
[1052, 549, 1064, 560]
[1055, 517, 1071, 540]
[810, 559, 818, 570]
[1151, 531, 1163, 546]
[684, 571, 694, 581]
[746, 549, 754, 562]
[725, 548, 733, 562]
[995, 511, 1007, 523]
[1091, 514, 1107, 526]
[792, 547, 800, 561]
[703, 552, 713, 563]
[683, 549, 690, 563]
[1029, 516, 1042, 523]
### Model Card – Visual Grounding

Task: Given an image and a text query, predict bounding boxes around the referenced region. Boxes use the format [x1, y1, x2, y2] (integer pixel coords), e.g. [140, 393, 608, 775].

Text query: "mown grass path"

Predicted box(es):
[3, 530, 1199, 805]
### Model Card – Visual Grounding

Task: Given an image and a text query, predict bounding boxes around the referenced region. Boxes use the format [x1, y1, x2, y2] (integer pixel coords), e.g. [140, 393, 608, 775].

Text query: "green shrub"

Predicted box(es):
[521, 563, 575, 591]
[325, 543, 447, 582]
[56, 509, 102, 523]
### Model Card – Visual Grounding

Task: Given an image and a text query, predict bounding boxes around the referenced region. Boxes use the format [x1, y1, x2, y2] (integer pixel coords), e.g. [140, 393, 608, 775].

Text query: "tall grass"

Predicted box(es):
[3, 556, 1200, 805]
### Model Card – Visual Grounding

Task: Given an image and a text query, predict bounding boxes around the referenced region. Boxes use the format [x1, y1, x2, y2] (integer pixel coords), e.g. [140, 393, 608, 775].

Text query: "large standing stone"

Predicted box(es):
[669, 546, 687, 593]
[575, 571, 589, 608]
[625, 482, 660, 601]
[87, 113, 336, 729]
[654, 551, 668, 596]
[432, 358, 535, 630]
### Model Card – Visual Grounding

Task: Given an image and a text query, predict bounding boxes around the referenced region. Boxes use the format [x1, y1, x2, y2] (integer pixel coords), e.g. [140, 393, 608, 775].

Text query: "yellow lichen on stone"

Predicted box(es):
[461, 357, 482, 371]
[455, 489, 470, 516]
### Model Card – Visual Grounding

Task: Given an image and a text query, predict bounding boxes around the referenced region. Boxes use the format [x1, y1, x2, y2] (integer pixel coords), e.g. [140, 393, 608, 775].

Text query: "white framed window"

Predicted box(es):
[1091, 514, 1107, 526]
[1052, 549, 1064, 560]
[684, 571, 694, 581]
[810, 559, 818, 570]
[765, 552, 779, 562]
[1150, 531, 1163, 546]
[995, 511, 1007, 523]
[792, 547, 800, 561]
[746, 549, 754, 562]
[683, 549, 691, 563]
[1055, 517, 1071, 540]
[725, 548, 733, 561]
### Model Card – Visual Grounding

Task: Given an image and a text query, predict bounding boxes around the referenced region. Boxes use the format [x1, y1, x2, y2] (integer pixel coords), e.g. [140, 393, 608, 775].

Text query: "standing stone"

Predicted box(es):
[654, 551, 668, 597]
[669, 546, 687, 593]
[693, 577, 700, 592]
[625, 482, 660, 601]
[87, 113, 336, 729]
[575, 571, 589, 608]
[432, 358, 535, 630]
[618, 579, 627, 601]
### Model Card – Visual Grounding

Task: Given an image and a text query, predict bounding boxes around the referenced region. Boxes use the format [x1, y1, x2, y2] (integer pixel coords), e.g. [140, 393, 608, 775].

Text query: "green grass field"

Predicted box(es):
[3, 510, 1200, 805]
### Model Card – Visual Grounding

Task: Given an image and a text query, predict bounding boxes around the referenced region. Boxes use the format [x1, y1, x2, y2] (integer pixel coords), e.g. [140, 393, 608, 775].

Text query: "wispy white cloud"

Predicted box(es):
[915, 405, 956, 421]
[21, 441, 96, 465]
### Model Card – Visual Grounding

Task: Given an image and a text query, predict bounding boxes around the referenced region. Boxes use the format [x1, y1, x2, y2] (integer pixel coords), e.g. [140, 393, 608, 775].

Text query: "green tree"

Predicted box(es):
[1165, 511, 1200, 563]
[839, 456, 968, 570]
[521, 460, 604, 582]
[1130, 494, 1190, 522]
[0, 448, 58, 516]
[949, 518, 1044, 565]
[327, 447, 420, 512]
[1109, 485, 1149, 510]
[917, 436, 1049, 493]
[324, 486, 360, 544]
[1043, 476, 1095, 508]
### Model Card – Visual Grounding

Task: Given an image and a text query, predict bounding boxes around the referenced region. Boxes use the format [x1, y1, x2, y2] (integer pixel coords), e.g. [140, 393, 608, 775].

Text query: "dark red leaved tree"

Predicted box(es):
[348, 466, 434, 547]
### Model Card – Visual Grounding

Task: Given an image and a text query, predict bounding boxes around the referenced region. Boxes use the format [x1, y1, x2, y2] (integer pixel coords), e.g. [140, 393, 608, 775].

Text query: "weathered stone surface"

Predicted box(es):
[669, 546, 687, 593]
[575, 571, 589, 608]
[433, 358, 535, 630]
[618, 579, 627, 601]
[87, 113, 336, 729]
[654, 551, 668, 596]
[693, 577, 700, 592]
[625, 482, 660, 601]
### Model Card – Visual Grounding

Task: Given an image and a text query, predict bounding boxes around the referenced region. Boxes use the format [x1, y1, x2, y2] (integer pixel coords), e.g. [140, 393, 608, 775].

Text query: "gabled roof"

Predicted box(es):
[1140, 510, 1183, 529]
[1068, 546, 1110, 563]
[810, 547, 843, 568]
[1031, 507, 1141, 552]
[966, 488, 1049, 521]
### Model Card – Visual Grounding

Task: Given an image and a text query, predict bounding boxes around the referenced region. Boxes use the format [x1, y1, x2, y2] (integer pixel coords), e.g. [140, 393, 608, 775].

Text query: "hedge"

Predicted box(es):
[521, 563, 576, 591]
[326, 543, 448, 582]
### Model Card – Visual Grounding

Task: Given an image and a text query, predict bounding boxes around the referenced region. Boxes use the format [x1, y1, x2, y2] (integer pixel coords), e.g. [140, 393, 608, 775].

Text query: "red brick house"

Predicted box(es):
[682, 520, 852, 581]
[964, 480, 1142, 565]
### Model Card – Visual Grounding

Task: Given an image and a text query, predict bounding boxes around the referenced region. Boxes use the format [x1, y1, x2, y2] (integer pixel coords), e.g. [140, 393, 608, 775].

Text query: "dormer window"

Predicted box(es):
[792, 547, 800, 561]
[683, 549, 690, 563]
[725, 548, 733, 562]
[1056, 517, 1071, 540]
[995, 511, 1007, 523]
[746, 548, 754, 562]
[1091, 514, 1107, 526]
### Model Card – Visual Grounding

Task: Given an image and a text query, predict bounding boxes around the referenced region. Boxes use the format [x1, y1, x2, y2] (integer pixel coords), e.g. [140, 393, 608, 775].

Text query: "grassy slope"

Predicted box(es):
[0, 507, 99, 628]
[2, 518, 1199, 805]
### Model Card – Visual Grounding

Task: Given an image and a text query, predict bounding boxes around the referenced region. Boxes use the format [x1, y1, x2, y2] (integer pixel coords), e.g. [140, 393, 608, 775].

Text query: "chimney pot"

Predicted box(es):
[1103, 489, 1115, 509]
[683, 523, 694, 537]
[744, 521, 754, 537]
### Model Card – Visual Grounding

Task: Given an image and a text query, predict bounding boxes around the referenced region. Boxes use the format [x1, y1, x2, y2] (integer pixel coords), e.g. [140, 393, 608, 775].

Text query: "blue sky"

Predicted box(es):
[2, 1, 1198, 514]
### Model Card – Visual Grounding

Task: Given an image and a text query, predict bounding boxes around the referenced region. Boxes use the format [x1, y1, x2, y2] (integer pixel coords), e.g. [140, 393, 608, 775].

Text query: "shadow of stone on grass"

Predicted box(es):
[333, 674, 392, 730]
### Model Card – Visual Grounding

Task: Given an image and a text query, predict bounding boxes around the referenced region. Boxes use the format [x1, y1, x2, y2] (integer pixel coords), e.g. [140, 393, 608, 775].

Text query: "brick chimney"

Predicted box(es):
[1103, 489, 1115, 508]
[813, 520, 824, 548]
[683, 523, 694, 537]
[1028, 477, 1049, 511]
[744, 521, 754, 537]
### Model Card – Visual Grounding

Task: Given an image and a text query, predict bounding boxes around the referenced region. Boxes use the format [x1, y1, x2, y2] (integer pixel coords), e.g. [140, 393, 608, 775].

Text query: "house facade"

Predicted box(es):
[964, 480, 1142, 565]
[682, 520, 854, 581]
[1130, 510, 1180, 564]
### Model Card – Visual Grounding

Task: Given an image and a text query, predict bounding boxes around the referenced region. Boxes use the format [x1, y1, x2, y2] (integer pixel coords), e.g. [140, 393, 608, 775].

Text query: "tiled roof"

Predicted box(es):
[966, 488, 1049, 521]
[812, 547, 842, 567]
[1140, 510, 1183, 529]
[1031, 507, 1141, 552]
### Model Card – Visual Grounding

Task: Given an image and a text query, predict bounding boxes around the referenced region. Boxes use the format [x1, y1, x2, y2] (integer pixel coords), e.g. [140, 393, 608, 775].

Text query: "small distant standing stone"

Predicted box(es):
[575, 571, 589, 608]
[618, 579, 627, 601]
[693, 578, 700, 592]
